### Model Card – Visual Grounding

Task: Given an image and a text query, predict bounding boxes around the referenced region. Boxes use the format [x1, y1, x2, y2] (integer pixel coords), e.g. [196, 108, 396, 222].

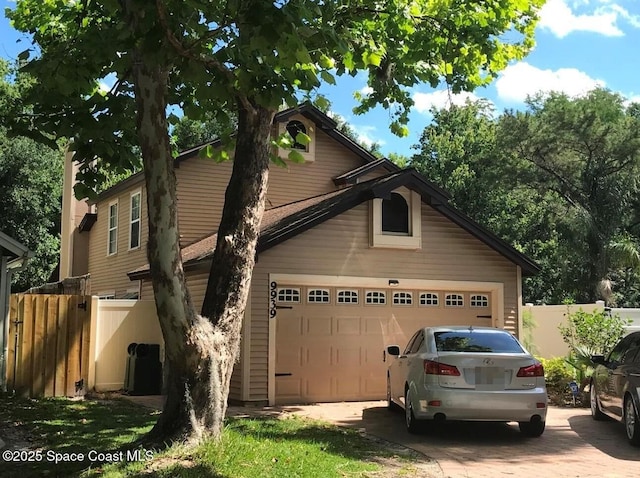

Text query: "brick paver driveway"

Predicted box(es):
[280, 402, 640, 478]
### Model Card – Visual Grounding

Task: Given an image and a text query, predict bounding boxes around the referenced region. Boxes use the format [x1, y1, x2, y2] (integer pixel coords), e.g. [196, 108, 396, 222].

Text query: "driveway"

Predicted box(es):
[277, 402, 640, 478]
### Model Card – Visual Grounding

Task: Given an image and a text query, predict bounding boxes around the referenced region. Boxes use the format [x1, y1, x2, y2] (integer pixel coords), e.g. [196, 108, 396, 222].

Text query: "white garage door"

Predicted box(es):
[274, 284, 494, 404]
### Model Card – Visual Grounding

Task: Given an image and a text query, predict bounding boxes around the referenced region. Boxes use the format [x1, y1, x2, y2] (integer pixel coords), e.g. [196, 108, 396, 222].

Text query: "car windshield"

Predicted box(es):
[434, 330, 524, 353]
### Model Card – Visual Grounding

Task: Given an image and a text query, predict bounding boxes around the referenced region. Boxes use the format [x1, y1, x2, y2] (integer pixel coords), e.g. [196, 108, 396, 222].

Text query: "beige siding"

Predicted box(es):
[174, 129, 365, 244]
[88, 186, 148, 298]
[249, 202, 518, 401]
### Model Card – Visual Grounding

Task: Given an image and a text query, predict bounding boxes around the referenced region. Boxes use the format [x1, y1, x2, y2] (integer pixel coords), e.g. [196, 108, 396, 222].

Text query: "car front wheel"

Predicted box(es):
[519, 420, 545, 437]
[624, 396, 640, 446]
[590, 381, 607, 421]
[405, 388, 423, 434]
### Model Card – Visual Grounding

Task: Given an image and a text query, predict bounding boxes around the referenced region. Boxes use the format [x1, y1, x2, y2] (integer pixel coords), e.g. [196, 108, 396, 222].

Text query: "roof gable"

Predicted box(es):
[128, 169, 540, 279]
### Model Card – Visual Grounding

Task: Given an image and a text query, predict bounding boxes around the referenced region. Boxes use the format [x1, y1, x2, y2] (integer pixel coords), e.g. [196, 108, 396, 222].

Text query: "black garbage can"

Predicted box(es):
[124, 343, 163, 395]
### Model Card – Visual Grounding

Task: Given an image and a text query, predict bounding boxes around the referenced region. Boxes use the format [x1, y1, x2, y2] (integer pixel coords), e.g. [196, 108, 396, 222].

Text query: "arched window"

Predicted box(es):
[382, 192, 409, 234]
[286, 120, 308, 151]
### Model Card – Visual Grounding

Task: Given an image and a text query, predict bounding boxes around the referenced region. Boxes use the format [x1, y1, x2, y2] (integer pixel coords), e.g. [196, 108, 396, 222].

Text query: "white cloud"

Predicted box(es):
[412, 90, 482, 114]
[351, 125, 385, 148]
[359, 86, 374, 96]
[495, 62, 605, 103]
[538, 0, 640, 38]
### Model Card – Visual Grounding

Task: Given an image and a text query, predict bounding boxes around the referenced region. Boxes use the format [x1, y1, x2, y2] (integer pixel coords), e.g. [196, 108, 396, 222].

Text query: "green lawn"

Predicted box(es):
[0, 395, 421, 478]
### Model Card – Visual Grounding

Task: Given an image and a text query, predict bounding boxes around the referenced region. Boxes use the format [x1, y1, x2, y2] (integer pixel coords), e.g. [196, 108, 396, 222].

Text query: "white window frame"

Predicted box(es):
[107, 200, 118, 256]
[371, 189, 421, 249]
[337, 289, 359, 304]
[365, 290, 387, 305]
[277, 115, 315, 162]
[129, 190, 142, 250]
[277, 288, 301, 303]
[419, 292, 439, 306]
[445, 293, 464, 307]
[470, 294, 489, 307]
[307, 288, 330, 304]
[392, 291, 413, 305]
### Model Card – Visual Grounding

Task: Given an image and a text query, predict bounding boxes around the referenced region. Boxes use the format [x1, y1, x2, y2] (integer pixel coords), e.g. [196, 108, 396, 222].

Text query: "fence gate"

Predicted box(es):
[6, 294, 92, 398]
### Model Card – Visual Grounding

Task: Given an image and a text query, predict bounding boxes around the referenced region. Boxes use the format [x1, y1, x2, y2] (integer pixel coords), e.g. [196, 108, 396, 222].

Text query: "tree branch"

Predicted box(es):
[154, 0, 253, 115]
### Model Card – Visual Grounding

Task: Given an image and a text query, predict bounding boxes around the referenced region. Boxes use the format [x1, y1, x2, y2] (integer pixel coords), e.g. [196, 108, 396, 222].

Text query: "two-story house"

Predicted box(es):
[61, 103, 539, 405]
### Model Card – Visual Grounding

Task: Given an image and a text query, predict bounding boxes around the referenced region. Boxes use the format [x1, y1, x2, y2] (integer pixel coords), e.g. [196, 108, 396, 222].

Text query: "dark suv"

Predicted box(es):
[591, 331, 640, 446]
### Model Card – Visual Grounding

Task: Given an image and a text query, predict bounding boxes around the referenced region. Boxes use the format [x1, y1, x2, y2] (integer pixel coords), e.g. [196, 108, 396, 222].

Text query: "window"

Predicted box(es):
[98, 292, 115, 300]
[370, 189, 421, 249]
[382, 193, 409, 234]
[393, 291, 413, 305]
[435, 330, 524, 353]
[470, 294, 489, 307]
[277, 116, 315, 162]
[307, 289, 330, 303]
[403, 331, 421, 355]
[445, 293, 464, 307]
[419, 292, 439, 306]
[286, 120, 308, 151]
[129, 191, 141, 250]
[409, 332, 424, 354]
[365, 290, 386, 305]
[277, 288, 300, 303]
[107, 201, 118, 255]
[337, 290, 358, 304]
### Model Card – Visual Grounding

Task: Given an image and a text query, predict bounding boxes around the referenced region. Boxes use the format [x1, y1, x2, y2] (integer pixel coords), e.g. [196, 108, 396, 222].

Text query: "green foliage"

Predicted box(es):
[411, 90, 640, 305]
[539, 356, 576, 405]
[559, 308, 629, 356]
[5, 0, 545, 198]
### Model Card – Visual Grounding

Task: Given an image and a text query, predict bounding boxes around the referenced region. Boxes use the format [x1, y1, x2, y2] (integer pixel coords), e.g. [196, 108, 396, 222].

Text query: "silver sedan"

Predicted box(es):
[385, 326, 548, 437]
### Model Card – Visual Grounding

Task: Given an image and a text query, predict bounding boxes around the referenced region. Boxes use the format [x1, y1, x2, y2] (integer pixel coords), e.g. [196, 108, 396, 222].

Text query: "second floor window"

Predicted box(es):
[108, 201, 118, 255]
[130, 192, 141, 249]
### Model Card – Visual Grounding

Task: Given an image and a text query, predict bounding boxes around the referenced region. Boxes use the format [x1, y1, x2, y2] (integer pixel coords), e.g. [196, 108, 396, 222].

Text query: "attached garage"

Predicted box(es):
[271, 275, 503, 404]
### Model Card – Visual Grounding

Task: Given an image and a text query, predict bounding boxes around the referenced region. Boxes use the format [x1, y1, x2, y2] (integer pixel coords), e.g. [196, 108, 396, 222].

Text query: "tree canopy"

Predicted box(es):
[412, 89, 640, 305]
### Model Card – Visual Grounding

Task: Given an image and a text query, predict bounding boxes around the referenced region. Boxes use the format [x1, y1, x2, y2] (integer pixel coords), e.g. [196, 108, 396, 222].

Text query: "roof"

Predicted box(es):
[0, 230, 32, 269]
[128, 169, 540, 279]
[94, 103, 397, 204]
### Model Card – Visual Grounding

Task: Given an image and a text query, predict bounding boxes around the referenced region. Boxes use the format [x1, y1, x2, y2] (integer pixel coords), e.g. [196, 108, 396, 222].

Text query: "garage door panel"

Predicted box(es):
[335, 317, 360, 335]
[275, 285, 496, 404]
[334, 346, 362, 366]
[305, 317, 332, 336]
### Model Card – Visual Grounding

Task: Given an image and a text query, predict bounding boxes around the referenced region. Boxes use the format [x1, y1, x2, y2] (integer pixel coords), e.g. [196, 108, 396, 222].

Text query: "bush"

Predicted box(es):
[539, 357, 577, 406]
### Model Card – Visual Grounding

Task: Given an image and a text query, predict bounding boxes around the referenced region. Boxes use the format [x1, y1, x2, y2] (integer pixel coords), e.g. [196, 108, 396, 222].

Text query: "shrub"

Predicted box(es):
[539, 357, 576, 406]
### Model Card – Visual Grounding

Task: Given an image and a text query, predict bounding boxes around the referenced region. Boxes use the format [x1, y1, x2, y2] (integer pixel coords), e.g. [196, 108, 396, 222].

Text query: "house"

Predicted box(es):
[61, 103, 539, 405]
[0, 231, 32, 391]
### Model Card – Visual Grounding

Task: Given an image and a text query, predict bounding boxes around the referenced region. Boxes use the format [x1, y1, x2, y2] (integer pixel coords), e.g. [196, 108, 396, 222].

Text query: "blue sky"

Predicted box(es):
[1, 0, 639, 157]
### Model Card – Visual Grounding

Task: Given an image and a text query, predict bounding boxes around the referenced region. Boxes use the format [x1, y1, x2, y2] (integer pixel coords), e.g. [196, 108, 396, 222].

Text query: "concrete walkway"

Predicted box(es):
[124, 396, 640, 478]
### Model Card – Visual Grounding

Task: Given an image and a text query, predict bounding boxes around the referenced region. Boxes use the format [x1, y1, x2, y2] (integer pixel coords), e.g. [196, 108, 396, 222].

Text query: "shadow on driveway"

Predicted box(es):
[568, 414, 640, 461]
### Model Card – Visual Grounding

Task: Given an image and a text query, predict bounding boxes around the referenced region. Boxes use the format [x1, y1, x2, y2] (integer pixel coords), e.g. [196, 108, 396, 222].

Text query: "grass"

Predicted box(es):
[0, 395, 418, 478]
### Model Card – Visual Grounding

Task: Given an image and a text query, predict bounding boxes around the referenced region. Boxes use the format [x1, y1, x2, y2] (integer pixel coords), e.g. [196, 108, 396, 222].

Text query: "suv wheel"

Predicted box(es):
[624, 396, 640, 446]
[590, 381, 607, 421]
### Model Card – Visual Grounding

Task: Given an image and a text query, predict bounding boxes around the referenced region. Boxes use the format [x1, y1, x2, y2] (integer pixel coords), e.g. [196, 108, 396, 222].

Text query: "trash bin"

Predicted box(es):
[124, 343, 162, 395]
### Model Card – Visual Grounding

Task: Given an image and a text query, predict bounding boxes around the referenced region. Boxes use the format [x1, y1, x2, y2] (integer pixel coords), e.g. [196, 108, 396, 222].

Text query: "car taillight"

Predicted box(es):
[517, 362, 544, 377]
[424, 360, 460, 376]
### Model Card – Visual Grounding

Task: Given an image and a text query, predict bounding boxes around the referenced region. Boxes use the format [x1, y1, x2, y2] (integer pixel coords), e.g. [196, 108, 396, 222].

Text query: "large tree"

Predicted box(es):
[500, 89, 640, 302]
[6, 0, 544, 444]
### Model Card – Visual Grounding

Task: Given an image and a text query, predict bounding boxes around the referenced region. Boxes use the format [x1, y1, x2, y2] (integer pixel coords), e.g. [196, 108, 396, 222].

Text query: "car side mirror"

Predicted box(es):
[386, 345, 400, 357]
[591, 354, 606, 366]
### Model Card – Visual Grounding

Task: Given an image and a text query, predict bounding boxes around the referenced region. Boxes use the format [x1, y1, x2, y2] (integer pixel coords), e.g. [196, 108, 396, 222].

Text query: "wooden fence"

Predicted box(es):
[6, 294, 92, 397]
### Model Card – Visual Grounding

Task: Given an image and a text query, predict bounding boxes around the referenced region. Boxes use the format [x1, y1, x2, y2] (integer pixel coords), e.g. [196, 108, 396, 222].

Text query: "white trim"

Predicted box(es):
[516, 265, 523, 337]
[277, 115, 316, 162]
[268, 274, 276, 405]
[370, 189, 421, 249]
[107, 200, 118, 256]
[128, 190, 142, 251]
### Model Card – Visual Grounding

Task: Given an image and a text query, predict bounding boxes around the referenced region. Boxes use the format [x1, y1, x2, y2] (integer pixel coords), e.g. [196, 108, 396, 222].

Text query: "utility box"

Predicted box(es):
[124, 343, 163, 395]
